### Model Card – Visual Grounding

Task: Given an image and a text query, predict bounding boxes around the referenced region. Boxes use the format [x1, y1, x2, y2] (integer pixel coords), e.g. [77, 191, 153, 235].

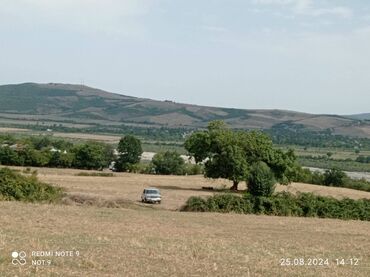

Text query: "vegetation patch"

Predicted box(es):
[293, 167, 370, 192]
[61, 194, 151, 210]
[298, 156, 370, 172]
[181, 192, 370, 221]
[0, 168, 63, 202]
[75, 172, 115, 177]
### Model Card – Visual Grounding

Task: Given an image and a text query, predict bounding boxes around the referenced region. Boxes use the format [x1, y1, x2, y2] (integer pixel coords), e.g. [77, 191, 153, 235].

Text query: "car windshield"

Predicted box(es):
[146, 190, 160, 194]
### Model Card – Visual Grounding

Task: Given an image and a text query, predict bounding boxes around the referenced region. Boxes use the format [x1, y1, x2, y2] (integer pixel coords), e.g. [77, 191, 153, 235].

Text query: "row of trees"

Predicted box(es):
[0, 141, 113, 170]
[268, 123, 370, 151]
[0, 134, 199, 174]
[114, 135, 201, 175]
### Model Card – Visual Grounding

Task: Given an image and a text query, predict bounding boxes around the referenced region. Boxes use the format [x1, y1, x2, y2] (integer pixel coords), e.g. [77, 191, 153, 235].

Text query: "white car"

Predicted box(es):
[141, 188, 161, 204]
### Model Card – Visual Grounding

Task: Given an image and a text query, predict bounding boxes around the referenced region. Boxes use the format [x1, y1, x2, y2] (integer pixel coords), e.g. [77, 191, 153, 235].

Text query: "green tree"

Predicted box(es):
[72, 142, 108, 170]
[323, 168, 346, 187]
[29, 136, 53, 150]
[48, 151, 74, 168]
[0, 147, 22, 166]
[185, 121, 295, 190]
[115, 135, 143, 172]
[18, 148, 50, 167]
[247, 161, 276, 197]
[152, 151, 185, 175]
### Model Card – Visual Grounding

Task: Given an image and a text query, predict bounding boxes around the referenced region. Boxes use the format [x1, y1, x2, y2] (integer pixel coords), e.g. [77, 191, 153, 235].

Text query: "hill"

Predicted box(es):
[347, 113, 370, 121]
[1, 83, 370, 137]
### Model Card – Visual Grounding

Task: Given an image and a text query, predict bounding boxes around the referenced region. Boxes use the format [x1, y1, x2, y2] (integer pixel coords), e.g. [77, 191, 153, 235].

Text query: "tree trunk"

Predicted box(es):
[230, 180, 239, 191]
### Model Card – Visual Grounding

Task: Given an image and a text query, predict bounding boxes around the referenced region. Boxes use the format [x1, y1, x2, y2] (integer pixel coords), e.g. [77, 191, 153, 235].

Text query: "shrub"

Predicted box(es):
[0, 147, 22, 166]
[183, 164, 204, 175]
[152, 151, 185, 175]
[206, 194, 252, 213]
[292, 166, 370, 192]
[247, 162, 276, 197]
[249, 192, 303, 216]
[182, 192, 370, 221]
[0, 168, 63, 202]
[181, 196, 208, 212]
[345, 178, 370, 192]
[323, 168, 346, 187]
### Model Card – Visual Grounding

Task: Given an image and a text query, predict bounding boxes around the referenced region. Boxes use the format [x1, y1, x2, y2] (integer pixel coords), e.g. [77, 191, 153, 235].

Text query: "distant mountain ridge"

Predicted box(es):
[1, 83, 370, 138]
[347, 113, 370, 121]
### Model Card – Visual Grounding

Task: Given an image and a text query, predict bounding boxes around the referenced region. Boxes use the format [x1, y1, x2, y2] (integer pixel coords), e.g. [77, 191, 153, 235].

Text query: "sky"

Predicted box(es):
[1, 0, 370, 115]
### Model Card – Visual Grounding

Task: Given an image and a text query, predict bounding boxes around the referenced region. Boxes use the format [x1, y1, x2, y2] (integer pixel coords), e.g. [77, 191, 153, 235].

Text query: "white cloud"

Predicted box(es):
[0, 0, 154, 36]
[252, 0, 312, 11]
[13, 0, 151, 16]
[306, 6, 353, 18]
[201, 25, 228, 32]
[253, 0, 353, 18]
[354, 26, 370, 35]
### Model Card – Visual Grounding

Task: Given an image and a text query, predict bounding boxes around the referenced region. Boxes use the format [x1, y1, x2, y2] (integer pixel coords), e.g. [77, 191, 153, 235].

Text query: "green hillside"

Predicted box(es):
[0, 83, 369, 138]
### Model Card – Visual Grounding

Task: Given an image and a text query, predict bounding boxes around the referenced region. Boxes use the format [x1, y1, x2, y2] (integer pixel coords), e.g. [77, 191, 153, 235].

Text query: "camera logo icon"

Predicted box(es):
[11, 251, 27, 266]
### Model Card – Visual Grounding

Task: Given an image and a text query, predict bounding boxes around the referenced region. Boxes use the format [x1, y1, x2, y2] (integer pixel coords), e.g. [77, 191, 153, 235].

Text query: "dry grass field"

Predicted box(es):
[6, 166, 370, 211]
[0, 166, 370, 276]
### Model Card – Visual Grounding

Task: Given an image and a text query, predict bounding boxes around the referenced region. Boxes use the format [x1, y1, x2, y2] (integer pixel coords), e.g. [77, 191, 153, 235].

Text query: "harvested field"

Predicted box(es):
[0, 202, 369, 276]
[0, 166, 370, 276]
[48, 132, 121, 143]
[4, 166, 369, 211]
[0, 127, 29, 133]
[39, 167, 370, 208]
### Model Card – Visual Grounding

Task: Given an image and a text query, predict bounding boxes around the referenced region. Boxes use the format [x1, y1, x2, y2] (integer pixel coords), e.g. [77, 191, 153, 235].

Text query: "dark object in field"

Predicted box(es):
[202, 186, 214, 191]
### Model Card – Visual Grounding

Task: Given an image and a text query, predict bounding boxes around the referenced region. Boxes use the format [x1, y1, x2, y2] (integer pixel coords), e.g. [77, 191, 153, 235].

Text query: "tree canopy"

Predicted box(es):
[72, 142, 112, 170]
[152, 151, 185, 175]
[115, 135, 143, 172]
[185, 121, 296, 190]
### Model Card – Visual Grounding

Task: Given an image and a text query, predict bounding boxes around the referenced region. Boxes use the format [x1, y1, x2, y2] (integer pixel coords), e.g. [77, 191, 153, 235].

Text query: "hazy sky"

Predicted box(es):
[1, 0, 369, 114]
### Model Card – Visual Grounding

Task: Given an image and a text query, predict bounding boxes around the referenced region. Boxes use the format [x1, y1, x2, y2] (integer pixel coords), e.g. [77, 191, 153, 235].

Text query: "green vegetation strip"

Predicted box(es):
[293, 168, 370, 192]
[75, 172, 115, 177]
[298, 157, 370, 173]
[182, 193, 370, 221]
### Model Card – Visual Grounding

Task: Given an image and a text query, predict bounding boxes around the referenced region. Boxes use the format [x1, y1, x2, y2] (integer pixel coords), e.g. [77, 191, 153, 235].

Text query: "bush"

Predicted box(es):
[248, 193, 303, 216]
[292, 166, 370, 192]
[127, 163, 154, 174]
[206, 194, 252, 213]
[181, 192, 370, 221]
[0, 147, 22, 166]
[0, 168, 63, 202]
[247, 162, 276, 197]
[152, 151, 185, 175]
[183, 163, 204, 175]
[323, 168, 346, 187]
[345, 178, 370, 192]
[181, 196, 208, 212]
